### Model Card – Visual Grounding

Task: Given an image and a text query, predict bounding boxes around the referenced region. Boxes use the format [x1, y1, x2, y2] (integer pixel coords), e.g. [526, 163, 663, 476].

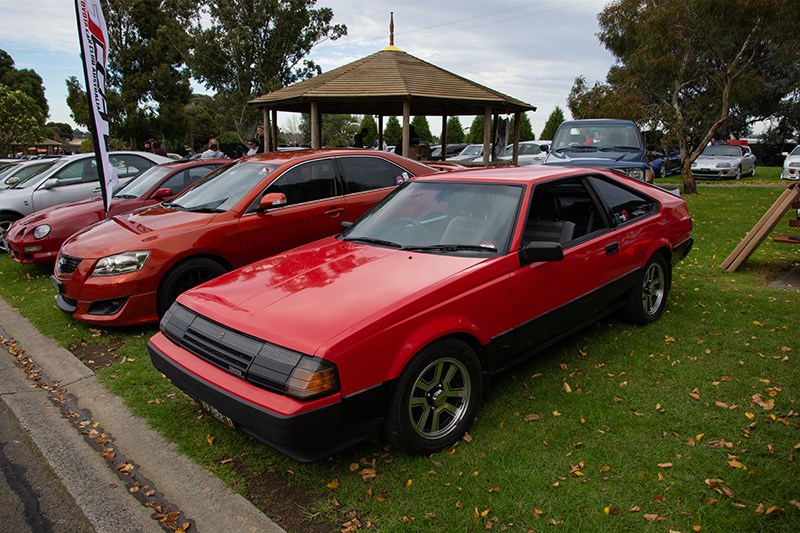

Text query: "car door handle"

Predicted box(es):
[605, 242, 619, 255]
[325, 207, 345, 217]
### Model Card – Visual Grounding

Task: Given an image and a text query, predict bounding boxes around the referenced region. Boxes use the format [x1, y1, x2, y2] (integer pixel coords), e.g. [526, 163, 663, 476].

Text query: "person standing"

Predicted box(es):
[246, 138, 259, 156]
[201, 138, 226, 159]
[152, 140, 168, 157]
[352, 128, 368, 148]
[256, 126, 265, 153]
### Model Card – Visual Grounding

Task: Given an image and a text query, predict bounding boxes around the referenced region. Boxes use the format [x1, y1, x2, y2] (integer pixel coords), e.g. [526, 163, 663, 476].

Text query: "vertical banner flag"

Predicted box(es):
[75, 0, 117, 217]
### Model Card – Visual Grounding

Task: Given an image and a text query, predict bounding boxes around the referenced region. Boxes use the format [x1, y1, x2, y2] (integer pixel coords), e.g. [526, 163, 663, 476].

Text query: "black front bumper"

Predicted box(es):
[148, 341, 389, 462]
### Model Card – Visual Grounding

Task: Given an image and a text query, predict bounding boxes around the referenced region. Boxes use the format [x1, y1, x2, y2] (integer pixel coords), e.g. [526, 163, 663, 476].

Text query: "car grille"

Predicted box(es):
[161, 304, 304, 394]
[57, 255, 82, 275]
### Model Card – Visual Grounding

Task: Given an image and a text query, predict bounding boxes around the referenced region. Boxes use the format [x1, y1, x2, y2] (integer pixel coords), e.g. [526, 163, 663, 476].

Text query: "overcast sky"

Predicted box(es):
[0, 0, 617, 139]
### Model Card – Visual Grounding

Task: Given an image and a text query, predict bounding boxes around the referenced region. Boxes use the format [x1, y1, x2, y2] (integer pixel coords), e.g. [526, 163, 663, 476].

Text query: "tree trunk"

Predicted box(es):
[680, 160, 696, 194]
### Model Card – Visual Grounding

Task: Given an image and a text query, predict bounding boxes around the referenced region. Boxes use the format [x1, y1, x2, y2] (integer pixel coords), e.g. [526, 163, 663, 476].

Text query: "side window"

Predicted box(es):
[55, 159, 96, 185]
[588, 176, 657, 225]
[524, 178, 606, 245]
[112, 155, 155, 179]
[339, 156, 408, 193]
[161, 165, 215, 193]
[267, 159, 337, 205]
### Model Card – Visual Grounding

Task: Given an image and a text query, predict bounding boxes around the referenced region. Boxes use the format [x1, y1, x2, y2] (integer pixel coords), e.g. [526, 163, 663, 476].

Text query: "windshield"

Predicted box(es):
[166, 161, 278, 212]
[459, 145, 482, 156]
[503, 143, 542, 156]
[342, 181, 522, 254]
[113, 165, 172, 198]
[2, 160, 56, 186]
[701, 145, 742, 157]
[553, 123, 643, 152]
[791, 146, 800, 156]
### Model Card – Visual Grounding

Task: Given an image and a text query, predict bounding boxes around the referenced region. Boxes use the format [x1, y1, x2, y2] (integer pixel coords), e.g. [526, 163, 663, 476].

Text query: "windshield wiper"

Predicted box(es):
[556, 146, 597, 152]
[113, 194, 138, 199]
[342, 236, 403, 248]
[403, 244, 498, 253]
[600, 145, 641, 152]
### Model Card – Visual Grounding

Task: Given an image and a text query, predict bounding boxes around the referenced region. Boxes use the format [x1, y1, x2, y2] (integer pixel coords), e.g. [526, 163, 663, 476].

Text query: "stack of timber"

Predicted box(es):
[720, 182, 799, 272]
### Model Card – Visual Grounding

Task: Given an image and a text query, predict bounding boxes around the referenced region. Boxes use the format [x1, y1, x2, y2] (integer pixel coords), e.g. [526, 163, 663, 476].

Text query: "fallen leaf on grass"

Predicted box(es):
[327, 478, 339, 489]
[524, 413, 540, 421]
[658, 463, 673, 468]
[644, 513, 666, 521]
[752, 394, 774, 410]
[689, 388, 701, 400]
[563, 382, 572, 393]
[205, 434, 214, 446]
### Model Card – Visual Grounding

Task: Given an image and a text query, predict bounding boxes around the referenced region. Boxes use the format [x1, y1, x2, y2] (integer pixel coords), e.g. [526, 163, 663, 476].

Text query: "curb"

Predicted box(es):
[0, 297, 285, 533]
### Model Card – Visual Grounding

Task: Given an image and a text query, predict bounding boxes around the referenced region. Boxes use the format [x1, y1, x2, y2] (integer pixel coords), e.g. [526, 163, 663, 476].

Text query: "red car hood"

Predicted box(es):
[177, 238, 488, 355]
[62, 204, 216, 259]
[13, 196, 139, 228]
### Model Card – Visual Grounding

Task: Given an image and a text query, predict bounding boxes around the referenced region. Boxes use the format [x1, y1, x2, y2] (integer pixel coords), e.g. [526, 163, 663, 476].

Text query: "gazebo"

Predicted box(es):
[249, 16, 535, 165]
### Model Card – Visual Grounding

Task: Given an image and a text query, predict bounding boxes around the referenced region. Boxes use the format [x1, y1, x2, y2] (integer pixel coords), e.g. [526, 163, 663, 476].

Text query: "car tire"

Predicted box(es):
[750, 164, 756, 177]
[621, 253, 670, 326]
[0, 213, 21, 241]
[384, 338, 482, 454]
[659, 164, 667, 179]
[157, 257, 227, 317]
[734, 166, 741, 180]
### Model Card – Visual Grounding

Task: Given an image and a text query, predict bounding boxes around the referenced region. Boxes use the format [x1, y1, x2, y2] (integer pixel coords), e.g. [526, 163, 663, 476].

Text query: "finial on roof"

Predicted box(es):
[383, 12, 401, 51]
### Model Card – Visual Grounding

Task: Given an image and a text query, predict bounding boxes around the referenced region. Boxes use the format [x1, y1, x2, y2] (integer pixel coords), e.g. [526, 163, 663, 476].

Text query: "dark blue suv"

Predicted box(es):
[543, 119, 653, 182]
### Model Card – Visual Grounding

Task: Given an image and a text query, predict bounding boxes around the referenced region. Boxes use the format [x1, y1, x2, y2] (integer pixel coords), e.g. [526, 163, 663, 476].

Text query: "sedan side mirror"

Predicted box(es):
[42, 177, 59, 189]
[152, 187, 173, 199]
[519, 241, 563, 266]
[259, 192, 288, 210]
[5, 177, 19, 186]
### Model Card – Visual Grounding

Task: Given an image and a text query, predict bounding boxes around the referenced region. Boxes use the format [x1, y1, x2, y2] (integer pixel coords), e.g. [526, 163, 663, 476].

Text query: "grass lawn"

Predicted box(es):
[1, 175, 798, 532]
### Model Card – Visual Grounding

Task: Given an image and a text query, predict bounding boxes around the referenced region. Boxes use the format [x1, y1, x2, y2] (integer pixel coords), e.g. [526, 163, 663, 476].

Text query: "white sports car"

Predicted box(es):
[691, 144, 756, 179]
[781, 145, 800, 181]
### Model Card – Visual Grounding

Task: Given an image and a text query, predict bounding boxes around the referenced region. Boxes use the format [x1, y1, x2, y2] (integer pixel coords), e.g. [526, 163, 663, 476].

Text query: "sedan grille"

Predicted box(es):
[57, 255, 82, 275]
[161, 304, 306, 394]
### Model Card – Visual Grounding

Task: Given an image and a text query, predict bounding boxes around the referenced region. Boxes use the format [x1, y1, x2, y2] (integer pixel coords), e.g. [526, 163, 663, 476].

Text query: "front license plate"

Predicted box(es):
[199, 399, 235, 429]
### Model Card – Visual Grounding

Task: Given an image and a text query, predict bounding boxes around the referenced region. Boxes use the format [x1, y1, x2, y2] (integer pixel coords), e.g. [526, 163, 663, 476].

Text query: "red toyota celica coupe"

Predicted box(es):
[148, 165, 693, 462]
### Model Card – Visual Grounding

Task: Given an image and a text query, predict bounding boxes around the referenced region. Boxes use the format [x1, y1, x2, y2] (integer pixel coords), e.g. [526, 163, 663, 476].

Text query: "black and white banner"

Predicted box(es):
[75, 0, 116, 216]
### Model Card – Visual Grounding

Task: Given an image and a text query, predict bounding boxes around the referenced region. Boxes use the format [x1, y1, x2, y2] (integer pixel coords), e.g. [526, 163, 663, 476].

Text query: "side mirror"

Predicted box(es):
[782, 152, 789, 157]
[340, 221, 353, 231]
[259, 192, 287, 210]
[519, 241, 563, 266]
[152, 187, 173, 199]
[5, 177, 19, 186]
[42, 177, 59, 189]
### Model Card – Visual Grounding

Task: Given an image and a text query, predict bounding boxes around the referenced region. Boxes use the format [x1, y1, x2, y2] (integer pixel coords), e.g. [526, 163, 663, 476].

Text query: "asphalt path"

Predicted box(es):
[0, 298, 285, 533]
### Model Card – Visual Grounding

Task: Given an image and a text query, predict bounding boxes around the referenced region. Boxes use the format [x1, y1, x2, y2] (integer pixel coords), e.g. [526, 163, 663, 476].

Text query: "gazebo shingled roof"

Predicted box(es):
[249, 46, 535, 117]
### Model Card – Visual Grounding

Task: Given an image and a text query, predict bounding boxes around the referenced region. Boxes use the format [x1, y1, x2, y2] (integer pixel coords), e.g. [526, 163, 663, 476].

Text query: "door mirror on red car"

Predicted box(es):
[260, 192, 288, 210]
[152, 187, 173, 199]
[519, 241, 563, 266]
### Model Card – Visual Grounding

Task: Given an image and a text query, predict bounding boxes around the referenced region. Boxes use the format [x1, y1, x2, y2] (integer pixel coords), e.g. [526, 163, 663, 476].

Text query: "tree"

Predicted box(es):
[445, 117, 465, 143]
[384, 116, 402, 146]
[411, 116, 433, 143]
[510, 112, 535, 141]
[540, 106, 565, 140]
[188, 0, 346, 142]
[46, 122, 74, 142]
[466, 115, 485, 144]
[358, 115, 378, 148]
[298, 113, 357, 147]
[0, 85, 46, 156]
[66, 76, 90, 129]
[586, 0, 800, 193]
[0, 49, 48, 120]
[183, 95, 221, 152]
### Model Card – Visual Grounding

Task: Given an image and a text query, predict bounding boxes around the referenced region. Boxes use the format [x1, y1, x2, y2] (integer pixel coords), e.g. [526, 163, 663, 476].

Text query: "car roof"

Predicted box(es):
[237, 148, 436, 168]
[157, 158, 230, 170]
[412, 164, 596, 185]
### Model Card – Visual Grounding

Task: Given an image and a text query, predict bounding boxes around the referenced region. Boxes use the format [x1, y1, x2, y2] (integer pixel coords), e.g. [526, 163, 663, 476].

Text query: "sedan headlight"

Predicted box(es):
[624, 168, 644, 180]
[716, 162, 731, 168]
[92, 251, 150, 276]
[33, 225, 51, 239]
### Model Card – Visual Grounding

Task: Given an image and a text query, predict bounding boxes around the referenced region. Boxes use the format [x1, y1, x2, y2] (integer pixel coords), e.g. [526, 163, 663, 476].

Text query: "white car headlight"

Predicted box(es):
[33, 225, 51, 239]
[716, 162, 731, 168]
[92, 251, 150, 276]
[624, 169, 644, 180]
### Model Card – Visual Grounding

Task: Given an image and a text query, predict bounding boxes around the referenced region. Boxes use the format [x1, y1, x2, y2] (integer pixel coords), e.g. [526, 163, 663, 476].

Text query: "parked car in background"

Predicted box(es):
[651, 148, 681, 178]
[498, 140, 551, 165]
[431, 143, 469, 159]
[0, 151, 172, 240]
[148, 165, 693, 462]
[544, 119, 653, 182]
[5, 159, 227, 264]
[691, 144, 756, 179]
[0, 159, 58, 188]
[52, 149, 446, 327]
[447, 144, 485, 163]
[781, 145, 800, 181]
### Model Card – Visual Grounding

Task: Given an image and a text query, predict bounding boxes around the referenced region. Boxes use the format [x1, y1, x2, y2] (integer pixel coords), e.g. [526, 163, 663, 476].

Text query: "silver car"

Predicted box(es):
[0, 159, 58, 189]
[0, 151, 172, 238]
[691, 144, 756, 179]
[781, 145, 800, 181]
[498, 140, 551, 165]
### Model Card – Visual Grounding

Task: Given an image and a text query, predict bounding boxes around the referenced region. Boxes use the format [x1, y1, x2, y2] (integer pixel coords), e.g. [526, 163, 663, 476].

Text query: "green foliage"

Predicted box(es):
[445, 116, 465, 143]
[411, 116, 433, 143]
[0, 84, 46, 155]
[358, 115, 378, 147]
[0, 49, 48, 120]
[65, 76, 90, 129]
[384, 116, 402, 146]
[188, 0, 346, 141]
[510, 112, 535, 141]
[467, 115, 485, 144]
[46, 122, 74, 142]
[540, 106, 565, 140]
[183, 95, 221, 152]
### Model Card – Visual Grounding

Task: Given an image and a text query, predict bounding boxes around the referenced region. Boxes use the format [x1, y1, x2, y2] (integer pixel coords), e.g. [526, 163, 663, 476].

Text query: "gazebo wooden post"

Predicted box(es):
[402, 100, 411, 157]
[271, 109, 278, 150]
[310, 101, 321, 149]
[512, 112, 522, 165]
[482, 106, 492, 166]
[378, 115, 384, 150]
[264, 107, 272, 152]
[440, 114, 448, 161]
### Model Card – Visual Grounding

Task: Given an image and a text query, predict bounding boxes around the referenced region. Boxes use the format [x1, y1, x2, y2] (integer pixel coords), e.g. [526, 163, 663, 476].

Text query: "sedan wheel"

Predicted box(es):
[659, 164, 667, 179]
[622, 253, 669, 325]
[0, 214, 20, 242]
[385, 338, 482, 454]
[734, 166, 742, 180]
[157, 258, 227, 317]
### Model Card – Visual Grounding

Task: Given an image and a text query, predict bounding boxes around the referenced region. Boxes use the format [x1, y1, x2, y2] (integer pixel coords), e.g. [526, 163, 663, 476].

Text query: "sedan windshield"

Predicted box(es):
[343, 181, 522, 254]
[166, 161, 277, 212]
[113, 165, 172, 199]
